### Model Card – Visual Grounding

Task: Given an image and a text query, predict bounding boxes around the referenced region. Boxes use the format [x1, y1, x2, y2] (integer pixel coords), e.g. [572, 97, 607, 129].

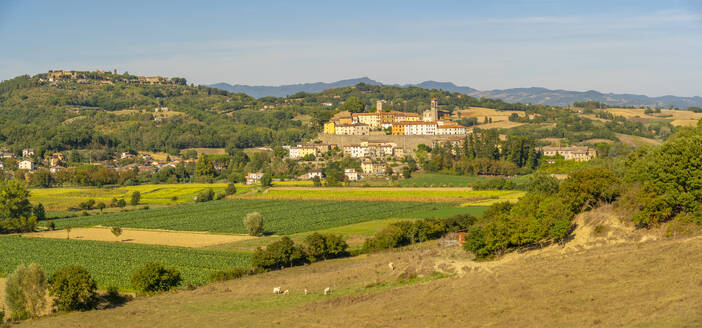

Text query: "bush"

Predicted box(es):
[225, 183, 237, 195]
[472, 178, 516, 190]
[32, 204, 46, 221]
[130, 262, 182, 294]
[130, 191, 140, 206]
[48, 265, 98, 312]
[5, 263, 47, 319]
[78, 199, 95, 210]
[196, 188, 215, 202]
[260, 173, 272, 187]
[116, 199, 127, 208]
[558, 167, 621, 213]
[216, 192, 226, 200]
[251, 236, 307, 271]
[525, 172, 560, 195]
[364, 215, 475, 251]
[303, 233, 349, 262]
[208, 268, 252, 282]
[243, 212, 264, 236]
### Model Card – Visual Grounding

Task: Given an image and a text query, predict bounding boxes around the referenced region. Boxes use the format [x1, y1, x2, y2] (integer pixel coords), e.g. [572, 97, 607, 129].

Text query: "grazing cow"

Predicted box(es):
[304, 289, 309, 295]
[273, 287, 281, 294]
[283, 290, 289, 295]
[324, 287, 331, 295]
[388, 262, 395, 271]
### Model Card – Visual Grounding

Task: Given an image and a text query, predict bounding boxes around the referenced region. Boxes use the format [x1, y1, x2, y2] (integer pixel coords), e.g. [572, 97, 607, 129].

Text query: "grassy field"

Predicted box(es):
[241, 187, 520, 203]
[0, 236, 251, 290]
[41, 199, 443, 235]
[398, 173, 529, 187]
[31, 183, 251, 211]
[21, 235, 702, 327]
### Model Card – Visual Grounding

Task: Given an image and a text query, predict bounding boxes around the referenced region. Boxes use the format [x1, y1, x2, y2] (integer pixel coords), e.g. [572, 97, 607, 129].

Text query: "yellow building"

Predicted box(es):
[324, 122, 335, 134]
[338, 116, 353, 125]
[392, 123, 406, 135]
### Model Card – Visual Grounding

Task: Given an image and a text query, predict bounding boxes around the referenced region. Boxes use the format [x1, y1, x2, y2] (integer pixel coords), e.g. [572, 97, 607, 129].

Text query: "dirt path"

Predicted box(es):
[0, 277, 5, 314]
[23, 227, 256, 248]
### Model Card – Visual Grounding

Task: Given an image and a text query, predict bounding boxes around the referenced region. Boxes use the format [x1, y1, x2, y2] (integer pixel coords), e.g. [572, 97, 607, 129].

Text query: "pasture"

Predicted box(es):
[605, 108, 702, 127]
[241, 187, 519, 203]
[41, 199, 442, 235]
[0, 236, 251, 290]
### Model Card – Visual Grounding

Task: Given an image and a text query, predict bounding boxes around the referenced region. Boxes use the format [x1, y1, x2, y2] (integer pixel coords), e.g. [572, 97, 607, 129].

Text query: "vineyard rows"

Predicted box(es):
[0, 236, 251, 290]
[44, 199, 444, 234]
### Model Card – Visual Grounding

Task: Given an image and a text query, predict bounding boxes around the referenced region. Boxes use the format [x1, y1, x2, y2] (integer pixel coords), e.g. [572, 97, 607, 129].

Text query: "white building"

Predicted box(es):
[404, 121, 437, 135]
[308, 169, 324, 180]
[18, 160, 34, 171]
[343, 145, 368, 158]
[436, 124, 467, 135]
[540, 146, 596, 161]
[344, 168, 359, 181]
[246, 172, 265, 185]
[22, 148, 34, 158]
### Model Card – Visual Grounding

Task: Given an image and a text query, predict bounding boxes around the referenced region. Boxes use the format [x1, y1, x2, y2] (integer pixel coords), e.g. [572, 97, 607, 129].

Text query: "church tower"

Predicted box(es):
[430, 98, 438, 121]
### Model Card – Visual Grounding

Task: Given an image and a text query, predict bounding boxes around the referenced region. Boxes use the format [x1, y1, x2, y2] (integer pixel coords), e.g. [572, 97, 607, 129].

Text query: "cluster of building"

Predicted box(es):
[323, 99, 468, 136]
[43, 70, 174, 85]
[539, 146, 596, 162]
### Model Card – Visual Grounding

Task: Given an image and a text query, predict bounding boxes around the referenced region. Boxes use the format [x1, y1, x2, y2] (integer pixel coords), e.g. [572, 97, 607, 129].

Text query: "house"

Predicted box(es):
[436, 124, 467, 135]
[49, 166, 63, 173]
[246, 172, 264, 185]
[392, 123, 406, 135]
[361, 160, 387, 175]
[323, 122, 336, 135]
[49, 157, 61, 167]
[52, 152, 65, 161]
[404, 121, 437, 135]
[344, 168, 359, 182]
[352, 113, 381, 129]
[120, 152, 135, 159]
[335, 123, 369, 136]
[308, 169, 324, 180]
[18, 160, 34, 171]
[22, 148, 34, 158]
[343, 145, 367, 158]
[539, 146, 596, 161]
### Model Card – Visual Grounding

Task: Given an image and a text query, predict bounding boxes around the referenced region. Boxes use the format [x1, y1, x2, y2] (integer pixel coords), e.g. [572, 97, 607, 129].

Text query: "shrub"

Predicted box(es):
[196, 188, 215, 202]
[558, 167, 621, 213]
[48, 265, 98, 312]
[208, 268, 252, 282]
[243, 212, 264, 236]
[364, 215, 476, 251]
[130, 191, 141, 206]
[116, 199, 127, 208]
[525, 172, 560, 195]
[260, 174, 272, 187]
[130, 262, 182, 294]
[251, 236, 307, 271]
[225, 183, 237, 195]
[5, 263, 47, 319]
[303, 233, 349, 262]
[32, 204, 46, 221]
[216, 192, 226, 200]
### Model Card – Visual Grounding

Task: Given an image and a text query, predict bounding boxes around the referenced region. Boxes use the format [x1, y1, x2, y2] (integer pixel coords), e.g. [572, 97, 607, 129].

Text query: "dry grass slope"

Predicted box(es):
[19, 212, 702, 327]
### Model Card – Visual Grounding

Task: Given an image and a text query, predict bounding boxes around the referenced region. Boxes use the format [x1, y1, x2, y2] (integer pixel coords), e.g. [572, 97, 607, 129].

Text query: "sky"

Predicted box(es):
[1, 0, 701, 97]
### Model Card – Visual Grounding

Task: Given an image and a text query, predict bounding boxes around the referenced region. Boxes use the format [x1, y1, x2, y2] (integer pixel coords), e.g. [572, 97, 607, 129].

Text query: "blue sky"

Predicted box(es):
[1, 0, 701, 96]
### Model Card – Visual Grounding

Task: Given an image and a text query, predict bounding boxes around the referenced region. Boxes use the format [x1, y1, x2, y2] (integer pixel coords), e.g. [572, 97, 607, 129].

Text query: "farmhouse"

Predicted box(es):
[308, 169, 324, 180]
[344, 168, 359, 181]
[246, 172, 264, 185]
[539, 146, 596, 161]
[22, 148, 35, 157]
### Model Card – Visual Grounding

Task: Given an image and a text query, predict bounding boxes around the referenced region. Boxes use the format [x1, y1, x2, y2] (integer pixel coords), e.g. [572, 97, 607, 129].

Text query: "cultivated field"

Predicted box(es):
[605, 108, 702, 127]
[616, 133, 662, 146]
[241, 187, 520, 203]
[41, 199, 441, 235]
[20, 234, 702, 327]
[26, 227, 255, 248]
[458, 106, 525, 122]
[398, 173, 528, 187]
[0, 236, 251, 290]
[30, 183, 243, 211]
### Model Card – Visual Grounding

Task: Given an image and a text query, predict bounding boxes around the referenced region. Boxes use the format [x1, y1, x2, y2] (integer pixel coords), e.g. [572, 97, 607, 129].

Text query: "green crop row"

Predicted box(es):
[42, 199, 444, 235]
[0, 236, 251, 290]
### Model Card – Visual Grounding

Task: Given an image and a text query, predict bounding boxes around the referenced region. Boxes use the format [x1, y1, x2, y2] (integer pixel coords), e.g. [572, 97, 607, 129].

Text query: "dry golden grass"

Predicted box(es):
[0, 277, 5, 313]
[459, 107, 525, 122]
[605, 108, 701, 127]
[20, 209, 702, 327]
[616, 133, 662, 146]
[182, 148, 227, 155]
[24, 227, 256, 248]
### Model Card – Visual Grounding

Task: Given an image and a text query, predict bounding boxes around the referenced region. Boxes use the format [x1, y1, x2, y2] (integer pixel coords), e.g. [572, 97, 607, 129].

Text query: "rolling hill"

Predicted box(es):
[210, 78, 702, 108]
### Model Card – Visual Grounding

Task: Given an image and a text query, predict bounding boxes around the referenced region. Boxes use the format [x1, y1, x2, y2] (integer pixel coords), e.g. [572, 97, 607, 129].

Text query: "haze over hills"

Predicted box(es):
[210, 78, 702, 108]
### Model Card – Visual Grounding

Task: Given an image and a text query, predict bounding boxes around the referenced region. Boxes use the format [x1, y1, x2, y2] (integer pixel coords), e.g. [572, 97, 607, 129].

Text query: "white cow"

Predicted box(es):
[273, 287, 282, 294]
[283, 289, 290, 295]
[388, 262, 395, 271]
[304, 289, 309, 295]
[324, 287, 331, 295]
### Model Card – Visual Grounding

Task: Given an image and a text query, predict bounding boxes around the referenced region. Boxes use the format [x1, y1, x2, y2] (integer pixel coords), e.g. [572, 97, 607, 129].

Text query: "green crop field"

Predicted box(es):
[0, 236, 251, 290]
[42, 199, 443, 235]
[31, 183, 252, 211]
[242, 188, 519, 203]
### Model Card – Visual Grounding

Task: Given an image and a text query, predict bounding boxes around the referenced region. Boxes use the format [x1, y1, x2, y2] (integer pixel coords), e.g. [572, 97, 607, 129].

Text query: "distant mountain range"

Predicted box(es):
[209, 78, 702, 108]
